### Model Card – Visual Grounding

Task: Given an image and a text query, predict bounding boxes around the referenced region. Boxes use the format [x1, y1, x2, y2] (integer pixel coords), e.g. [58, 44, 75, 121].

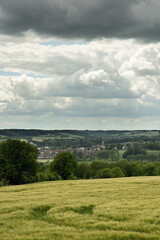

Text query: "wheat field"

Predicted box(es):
[1, 177, 160, 239]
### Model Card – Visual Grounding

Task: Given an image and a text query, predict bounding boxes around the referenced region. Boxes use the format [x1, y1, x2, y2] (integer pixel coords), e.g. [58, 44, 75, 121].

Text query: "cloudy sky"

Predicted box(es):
[0, 0, 160, 130]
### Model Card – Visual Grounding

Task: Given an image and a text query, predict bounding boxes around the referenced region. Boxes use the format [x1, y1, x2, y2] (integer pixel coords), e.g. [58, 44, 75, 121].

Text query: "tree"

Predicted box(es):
[142, 163, 159, 176]
[116, 159, 129, 177]
[128, 162, 142, 176]
[0, 139, 38, 185]
[96, 150, 110, 160]
[109, 150, 120, 162]
[123, 144, 147, 159]
[0, 154, 10, 183]
[73, 150, 86, 162]
[76, 163, 91, 179]
[90, 160, 109, 177]
[95, 168, 114, 179]
[95, 150, 120, 162]
[50, 151, 77, 180]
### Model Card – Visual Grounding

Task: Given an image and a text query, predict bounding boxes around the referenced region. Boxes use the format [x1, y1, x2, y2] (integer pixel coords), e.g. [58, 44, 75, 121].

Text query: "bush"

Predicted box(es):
[67, 174, 77, 180]
[36, 171, 61, 182]
[116, 159, 129, 177]
[111, 167, 124, 178]
[95, 168, 114, 179]
[128, 163, 142, 176]
[0, 179, 9, 187]
[90, 160, 109, 177]
[142, 163, 159, 176]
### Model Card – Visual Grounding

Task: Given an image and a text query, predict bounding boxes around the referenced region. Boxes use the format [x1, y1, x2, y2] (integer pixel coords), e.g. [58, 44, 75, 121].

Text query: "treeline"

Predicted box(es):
[0, 129, 129, 137]
[73, 149, 120, 162]
[39, 138, 102, 148]
[123, 144, 160, 162]
[0, 129, 146, 137]
[37, 159, 160, 182]
[36, 146, 160, 182]
[144, 142, 160, 150]
[77, 160, 160, 179]
[1, 139, 160, 186]
[34, 138, 160, 150]
[0, 129, 160, 142]
[74, 143, 160, 162]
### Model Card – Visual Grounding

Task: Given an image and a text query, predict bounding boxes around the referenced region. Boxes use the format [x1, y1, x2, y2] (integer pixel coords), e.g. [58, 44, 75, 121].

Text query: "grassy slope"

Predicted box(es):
[118, 150, 125, 158]
[1, 177, 160, 240]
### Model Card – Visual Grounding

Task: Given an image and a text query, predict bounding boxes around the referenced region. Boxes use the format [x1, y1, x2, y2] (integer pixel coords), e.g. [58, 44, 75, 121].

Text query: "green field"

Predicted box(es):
[1, 177, 160, 240]
[118, 150, 125, 158]
[37, 158, 53, 163]
[33, 134, 85, 142]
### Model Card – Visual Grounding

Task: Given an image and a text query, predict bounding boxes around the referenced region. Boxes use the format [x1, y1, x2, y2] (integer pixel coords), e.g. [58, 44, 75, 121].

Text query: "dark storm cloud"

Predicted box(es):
[0, 0, 160, 41]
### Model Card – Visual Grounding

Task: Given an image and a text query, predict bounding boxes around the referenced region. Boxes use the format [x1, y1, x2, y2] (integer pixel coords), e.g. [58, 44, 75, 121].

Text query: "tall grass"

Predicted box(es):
[1, 177, 160, 239]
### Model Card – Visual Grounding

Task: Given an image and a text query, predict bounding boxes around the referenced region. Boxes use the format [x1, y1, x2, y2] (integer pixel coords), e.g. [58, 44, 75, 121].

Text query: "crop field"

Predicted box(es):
[1, 177, 160, 240]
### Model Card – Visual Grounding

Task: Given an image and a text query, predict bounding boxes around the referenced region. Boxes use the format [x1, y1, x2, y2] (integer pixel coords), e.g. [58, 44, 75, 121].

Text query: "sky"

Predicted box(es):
[0, 0, 160, 130]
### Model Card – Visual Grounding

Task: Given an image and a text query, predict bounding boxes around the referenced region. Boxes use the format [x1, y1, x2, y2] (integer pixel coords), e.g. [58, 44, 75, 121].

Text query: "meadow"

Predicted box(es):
[32, 134, 85, 142]
[1, 177, 160, 240]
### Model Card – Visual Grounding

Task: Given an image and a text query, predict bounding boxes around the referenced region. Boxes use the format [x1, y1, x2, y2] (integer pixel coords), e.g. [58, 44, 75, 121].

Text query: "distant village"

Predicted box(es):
[37, 140, 129, 160]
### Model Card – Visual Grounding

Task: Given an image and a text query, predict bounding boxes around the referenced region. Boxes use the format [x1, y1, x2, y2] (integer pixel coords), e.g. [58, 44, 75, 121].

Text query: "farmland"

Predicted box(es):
[0, 129, 159, 147]
[1, 177, 160, 239]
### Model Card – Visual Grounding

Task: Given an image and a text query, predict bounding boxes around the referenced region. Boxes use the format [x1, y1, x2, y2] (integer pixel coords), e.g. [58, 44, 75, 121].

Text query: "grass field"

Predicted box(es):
[32, 134, 85, 142]
[118, 150, 125, 158]
[1, 177, 160, 240]
[37, 158, 53, 163]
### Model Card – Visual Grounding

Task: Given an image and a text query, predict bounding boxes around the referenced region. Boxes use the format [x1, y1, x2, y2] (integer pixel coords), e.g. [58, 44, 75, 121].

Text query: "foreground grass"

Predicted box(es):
[1, 177, 160, 240]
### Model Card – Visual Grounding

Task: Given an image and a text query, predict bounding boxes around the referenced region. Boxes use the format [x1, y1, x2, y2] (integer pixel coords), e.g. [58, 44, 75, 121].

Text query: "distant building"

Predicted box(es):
[101, 139, 105, 149]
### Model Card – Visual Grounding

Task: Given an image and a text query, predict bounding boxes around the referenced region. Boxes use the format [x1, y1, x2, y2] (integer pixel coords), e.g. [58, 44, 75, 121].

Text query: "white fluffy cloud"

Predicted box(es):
[0, 36, 160, 129]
